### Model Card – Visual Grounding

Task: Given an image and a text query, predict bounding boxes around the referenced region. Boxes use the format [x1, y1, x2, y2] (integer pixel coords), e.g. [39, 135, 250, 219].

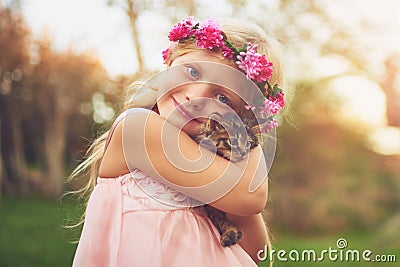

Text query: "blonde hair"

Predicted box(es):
[69, 18, 283, 260]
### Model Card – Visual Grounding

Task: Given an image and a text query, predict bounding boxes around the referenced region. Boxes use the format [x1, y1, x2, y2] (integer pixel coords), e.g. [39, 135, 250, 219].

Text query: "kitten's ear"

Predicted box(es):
[251, 124, 262, 136]
[254, 117, 268, 135]
[241, 108, 265, 127]
[206, 112, 224, 131]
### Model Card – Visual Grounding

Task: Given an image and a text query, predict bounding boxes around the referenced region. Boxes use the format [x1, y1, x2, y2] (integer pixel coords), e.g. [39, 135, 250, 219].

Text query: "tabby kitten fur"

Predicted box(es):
[194, 110, 263, 246]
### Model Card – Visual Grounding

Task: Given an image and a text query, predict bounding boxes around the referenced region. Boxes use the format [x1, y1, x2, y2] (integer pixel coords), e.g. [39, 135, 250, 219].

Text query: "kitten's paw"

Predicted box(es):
[221, 228, 243, 247]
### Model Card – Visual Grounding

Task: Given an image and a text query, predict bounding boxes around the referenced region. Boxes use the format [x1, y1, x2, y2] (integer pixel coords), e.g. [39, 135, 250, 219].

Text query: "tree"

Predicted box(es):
[0, 3, 30, 195]
[25, 38, 109, 198]
[107, 0, 145, 72]
[0, 2, 112, 198]
[107, 0, 198, 72]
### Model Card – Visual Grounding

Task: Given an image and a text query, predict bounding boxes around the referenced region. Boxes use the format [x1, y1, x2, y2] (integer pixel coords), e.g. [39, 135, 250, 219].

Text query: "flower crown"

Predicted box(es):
[162, 17, 285, 133]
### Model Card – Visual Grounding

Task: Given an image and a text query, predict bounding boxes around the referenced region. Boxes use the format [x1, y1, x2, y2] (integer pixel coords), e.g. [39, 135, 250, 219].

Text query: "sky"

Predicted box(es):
[20, 0, 400, 76]
[20, 0, 230, 77]
[21, 0, 167, 76]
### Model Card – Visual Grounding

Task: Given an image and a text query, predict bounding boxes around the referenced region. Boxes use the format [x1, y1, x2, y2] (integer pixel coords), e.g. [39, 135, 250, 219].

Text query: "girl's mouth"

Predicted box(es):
[173, 98, 195, 121]
[173, 98, 206, 123]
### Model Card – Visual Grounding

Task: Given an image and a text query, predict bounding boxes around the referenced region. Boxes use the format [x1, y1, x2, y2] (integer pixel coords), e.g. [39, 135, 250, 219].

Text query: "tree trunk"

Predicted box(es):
[0, 114, 3, 197]
[8, 100, 28, 195]
[125, 0, 144, 72]
[382, 54, 400, 127]
[44, 102, 67, 198]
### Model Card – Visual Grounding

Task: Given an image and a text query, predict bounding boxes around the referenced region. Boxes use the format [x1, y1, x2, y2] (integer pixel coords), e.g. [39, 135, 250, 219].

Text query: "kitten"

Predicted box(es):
[194, 110, 262, 246]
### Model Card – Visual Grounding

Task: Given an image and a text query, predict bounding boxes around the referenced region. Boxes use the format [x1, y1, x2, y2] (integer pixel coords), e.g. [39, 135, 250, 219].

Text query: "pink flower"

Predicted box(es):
[236, 43, 273, 82]
[268, 91, 285, 108]
[244, 104, 256, 111]
[162, 46, 171, 63]
[168, 17, 195, 42]
[260, 98, 282, 116]
[221, 44, 234, 59]
[194, 18, 224, 49]
[261, 119, 278, 133]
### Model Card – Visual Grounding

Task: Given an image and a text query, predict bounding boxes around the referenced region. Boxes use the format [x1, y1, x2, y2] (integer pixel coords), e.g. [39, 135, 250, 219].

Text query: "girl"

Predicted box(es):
[71, 17, 285, 267]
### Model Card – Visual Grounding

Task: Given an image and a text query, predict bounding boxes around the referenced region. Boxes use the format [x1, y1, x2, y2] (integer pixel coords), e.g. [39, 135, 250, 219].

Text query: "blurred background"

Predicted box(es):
[0, 0, 399, 266]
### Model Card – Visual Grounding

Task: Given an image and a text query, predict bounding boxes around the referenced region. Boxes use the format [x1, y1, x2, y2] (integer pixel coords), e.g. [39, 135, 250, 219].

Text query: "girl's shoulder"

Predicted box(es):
[105, 107, 153, 147]
[118, 107, 153, 119]
[99, 108, 154, 178]
[112, 107, 156, 129]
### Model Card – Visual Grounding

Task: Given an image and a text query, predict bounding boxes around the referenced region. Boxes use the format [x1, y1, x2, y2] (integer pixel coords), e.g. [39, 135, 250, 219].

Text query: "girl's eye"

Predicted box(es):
[216, 94, 229, 104]
[187, 66, 200, 80]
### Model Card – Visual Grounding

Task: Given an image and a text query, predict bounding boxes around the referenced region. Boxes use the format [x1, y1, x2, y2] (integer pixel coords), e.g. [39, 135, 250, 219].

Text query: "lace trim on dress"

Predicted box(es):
[98, 169, 203, 212]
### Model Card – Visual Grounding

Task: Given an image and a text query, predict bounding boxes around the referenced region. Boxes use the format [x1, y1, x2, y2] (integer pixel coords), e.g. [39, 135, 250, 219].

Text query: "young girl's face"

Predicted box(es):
[157, 51, 244, 138]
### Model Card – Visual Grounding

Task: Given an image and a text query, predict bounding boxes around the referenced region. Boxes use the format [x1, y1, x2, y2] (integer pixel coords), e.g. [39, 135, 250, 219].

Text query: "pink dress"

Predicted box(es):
[72, 171, 257, 267]
[72, 110, 257, 267]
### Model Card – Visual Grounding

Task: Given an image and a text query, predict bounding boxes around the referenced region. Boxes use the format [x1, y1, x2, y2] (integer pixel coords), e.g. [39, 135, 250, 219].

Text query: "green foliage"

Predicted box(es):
[1, 197, 397, 267]
[0, 196, 83, 267]
[267, 82, 400, 234]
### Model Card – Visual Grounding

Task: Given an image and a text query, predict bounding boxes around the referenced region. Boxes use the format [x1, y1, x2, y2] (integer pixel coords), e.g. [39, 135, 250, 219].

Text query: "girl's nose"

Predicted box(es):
[185, 83, 212, 110]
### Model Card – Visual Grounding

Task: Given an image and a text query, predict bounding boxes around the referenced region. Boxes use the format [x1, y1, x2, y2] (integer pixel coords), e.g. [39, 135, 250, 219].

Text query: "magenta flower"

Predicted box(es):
[260, 98, 282, 116]
[236, 44, 273, 82]
[244, 104, 256, 111]
[168, 16, 195, 42]
[162, 46, 170, 63]
[194, 18, 224, 49]
[260, 119, 278, 133]
[268, 91, 285, 108]
[221, 44, 234, 59]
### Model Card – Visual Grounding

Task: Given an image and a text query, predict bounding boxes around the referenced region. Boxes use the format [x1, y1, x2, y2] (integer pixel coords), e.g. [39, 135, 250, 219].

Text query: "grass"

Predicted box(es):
[0, 195, 83, 267]
[0, 196, 398, 267]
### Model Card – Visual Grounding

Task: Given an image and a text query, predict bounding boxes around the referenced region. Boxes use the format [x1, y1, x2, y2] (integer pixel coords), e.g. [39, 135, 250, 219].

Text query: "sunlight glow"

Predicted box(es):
[327, 75, 387, 127]
[92, 93, 115, 123]
[369, 127, 400, 155]
[312, 55, 354, 78]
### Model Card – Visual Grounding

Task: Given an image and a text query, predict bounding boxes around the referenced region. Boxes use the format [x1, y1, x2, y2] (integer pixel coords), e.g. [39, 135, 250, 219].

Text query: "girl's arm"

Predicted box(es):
[225, 213, 269, 263]
[101, 110, 268, 216]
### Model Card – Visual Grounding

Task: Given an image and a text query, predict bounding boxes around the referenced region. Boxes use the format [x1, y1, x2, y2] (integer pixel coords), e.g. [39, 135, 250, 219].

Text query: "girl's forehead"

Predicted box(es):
[171, 51, 236, 67]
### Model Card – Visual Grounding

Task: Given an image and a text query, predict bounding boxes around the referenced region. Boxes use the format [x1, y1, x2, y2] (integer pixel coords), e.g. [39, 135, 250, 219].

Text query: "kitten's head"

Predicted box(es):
[197, 112, 262, 162]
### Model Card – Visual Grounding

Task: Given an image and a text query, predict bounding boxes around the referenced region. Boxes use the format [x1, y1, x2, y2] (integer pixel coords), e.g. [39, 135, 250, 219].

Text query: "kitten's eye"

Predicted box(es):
[246, 140, 252, 150]
[230, 138, 238, 146]
[216, 94, 229, 104]
[187, 66, 200, 80]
